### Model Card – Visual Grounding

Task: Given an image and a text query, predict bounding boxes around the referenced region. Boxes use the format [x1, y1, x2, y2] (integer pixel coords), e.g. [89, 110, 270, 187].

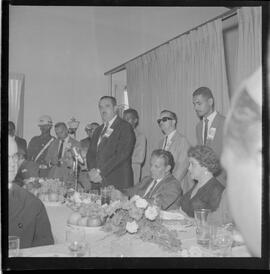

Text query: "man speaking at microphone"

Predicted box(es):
[86, 96, 136, 192]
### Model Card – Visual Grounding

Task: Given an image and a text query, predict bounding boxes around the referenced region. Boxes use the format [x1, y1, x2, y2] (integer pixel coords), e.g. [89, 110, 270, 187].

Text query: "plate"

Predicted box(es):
[30, 253, 71, 257]
[42, 201, 63, 207]
[160, 210, 185, 220]
[66, 224, 102, 232]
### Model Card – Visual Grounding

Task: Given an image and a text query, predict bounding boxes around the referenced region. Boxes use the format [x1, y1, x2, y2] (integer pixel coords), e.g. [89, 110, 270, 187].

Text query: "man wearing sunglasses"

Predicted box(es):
[157, 110, 191, 194]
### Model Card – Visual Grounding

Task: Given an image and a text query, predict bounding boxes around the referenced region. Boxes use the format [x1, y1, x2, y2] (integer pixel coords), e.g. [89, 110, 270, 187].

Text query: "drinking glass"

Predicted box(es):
[194, 209, 211, 248]
[9, 236, 20, 257]
[210, 225, 233, 257]
[65, 229, 88, 257]
[101, 187, 111, 205]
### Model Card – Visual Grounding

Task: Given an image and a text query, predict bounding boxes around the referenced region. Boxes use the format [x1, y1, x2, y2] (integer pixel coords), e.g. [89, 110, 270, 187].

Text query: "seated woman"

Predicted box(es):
[123, 149, 182, 211]
[180, 145, 225, 218]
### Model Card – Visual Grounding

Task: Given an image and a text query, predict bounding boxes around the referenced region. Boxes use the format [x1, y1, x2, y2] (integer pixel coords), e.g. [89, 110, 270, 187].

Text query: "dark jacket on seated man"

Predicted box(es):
[9, 183, 54, 248]
[123, 174, 182, 211]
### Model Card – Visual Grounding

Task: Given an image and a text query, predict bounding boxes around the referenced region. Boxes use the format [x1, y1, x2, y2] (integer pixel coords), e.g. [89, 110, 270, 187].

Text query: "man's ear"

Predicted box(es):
[208, 98, 214, 107]
[165, 165, 171, 173]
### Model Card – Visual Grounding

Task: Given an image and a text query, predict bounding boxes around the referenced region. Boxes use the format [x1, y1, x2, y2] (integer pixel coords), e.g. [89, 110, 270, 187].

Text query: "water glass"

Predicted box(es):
[210, 225, 233, 257]
[65, 229, 88, 257]
[194, 209, 211, 248]
[9, 236, 20, 257]
[101, 187, 111, 205]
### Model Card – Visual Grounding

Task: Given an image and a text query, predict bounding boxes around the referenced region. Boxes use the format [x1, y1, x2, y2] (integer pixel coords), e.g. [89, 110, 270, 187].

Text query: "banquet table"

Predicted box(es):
[19, 204, 251, 257]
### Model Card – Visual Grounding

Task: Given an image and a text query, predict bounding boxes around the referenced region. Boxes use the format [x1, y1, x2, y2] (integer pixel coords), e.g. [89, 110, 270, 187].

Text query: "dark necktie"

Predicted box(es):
[58, 140, 64, 160]
[100, 122, 109, 138]
[203, 118, 209, 145]
[147, 180, 159, 198]
[162, 136, 168, 150]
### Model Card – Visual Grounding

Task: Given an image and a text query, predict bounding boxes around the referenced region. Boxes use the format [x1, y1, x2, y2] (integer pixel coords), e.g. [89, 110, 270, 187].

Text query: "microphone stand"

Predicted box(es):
[74, 156, 78, 192]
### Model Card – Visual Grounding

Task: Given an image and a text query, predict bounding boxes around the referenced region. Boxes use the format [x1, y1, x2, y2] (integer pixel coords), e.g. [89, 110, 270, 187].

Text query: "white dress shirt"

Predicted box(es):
[202, 110, 217, 143]
[163, 129, 176, 150]
[143, 178, 162, 197]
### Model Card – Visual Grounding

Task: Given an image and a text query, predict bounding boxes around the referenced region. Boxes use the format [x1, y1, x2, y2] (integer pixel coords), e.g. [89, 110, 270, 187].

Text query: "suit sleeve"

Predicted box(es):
[99, 123, 136, 178]
[32, 202, 54, 247]
[86, 129, 100, 170]
[154, 181, 181, 210]
[195, 123, 201, 145]
[132, 134, 146, 165]
[172, 137, 190, 183]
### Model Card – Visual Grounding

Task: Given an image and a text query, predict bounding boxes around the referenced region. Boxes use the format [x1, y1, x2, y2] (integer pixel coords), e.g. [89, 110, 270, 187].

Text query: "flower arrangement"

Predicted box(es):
[102, 194, 182, 252]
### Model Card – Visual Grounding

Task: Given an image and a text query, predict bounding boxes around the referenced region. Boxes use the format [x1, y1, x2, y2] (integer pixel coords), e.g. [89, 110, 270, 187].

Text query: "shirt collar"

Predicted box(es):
[105, 115, 117, 129]
[166, 129, 176, 142]
[204, 110, 217, 126]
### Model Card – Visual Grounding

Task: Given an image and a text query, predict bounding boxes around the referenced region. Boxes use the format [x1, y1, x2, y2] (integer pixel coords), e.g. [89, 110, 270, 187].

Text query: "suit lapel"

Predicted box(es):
[206, 113, 219, 146]
[98, 116, 120, 152]
[148, 174, 171, 199]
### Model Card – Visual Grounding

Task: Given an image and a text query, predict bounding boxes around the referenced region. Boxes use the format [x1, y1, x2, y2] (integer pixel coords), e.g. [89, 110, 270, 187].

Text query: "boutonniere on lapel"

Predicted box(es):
[208, 127, 216, 140]
[104, 128, 114, 138]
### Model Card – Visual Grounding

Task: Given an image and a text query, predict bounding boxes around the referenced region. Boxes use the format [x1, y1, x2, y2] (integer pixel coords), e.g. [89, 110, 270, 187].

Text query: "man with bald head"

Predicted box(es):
[9, 136, 54, 248]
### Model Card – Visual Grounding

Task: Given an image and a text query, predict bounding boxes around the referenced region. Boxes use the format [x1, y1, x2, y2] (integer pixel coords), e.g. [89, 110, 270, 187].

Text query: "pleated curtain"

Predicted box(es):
[236, 7, 262, 92]
[126, 18, 230, 177]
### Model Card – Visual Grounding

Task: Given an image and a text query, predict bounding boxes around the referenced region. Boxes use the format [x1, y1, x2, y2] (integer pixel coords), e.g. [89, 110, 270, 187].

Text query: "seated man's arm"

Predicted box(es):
[32, 203, 54, 247]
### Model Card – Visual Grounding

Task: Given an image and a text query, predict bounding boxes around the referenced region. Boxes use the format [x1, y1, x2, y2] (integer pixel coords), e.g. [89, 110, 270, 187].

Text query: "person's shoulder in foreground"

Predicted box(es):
[9, 183, 54, 248]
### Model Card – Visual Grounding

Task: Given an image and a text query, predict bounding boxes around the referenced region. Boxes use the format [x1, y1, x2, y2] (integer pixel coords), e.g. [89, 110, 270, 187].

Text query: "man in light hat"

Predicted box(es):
[27, 115, 55, 178]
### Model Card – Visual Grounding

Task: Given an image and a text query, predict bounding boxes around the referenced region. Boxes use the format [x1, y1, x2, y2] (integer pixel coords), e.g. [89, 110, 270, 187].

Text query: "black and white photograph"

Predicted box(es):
[2, 0, 268, 270]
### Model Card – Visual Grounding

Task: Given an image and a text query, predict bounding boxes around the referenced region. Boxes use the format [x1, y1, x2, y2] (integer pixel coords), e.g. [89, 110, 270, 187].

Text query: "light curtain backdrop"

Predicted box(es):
[236, 7, 262, 92]
[127, 18, 230, 177]
[9, 72, 25, 138]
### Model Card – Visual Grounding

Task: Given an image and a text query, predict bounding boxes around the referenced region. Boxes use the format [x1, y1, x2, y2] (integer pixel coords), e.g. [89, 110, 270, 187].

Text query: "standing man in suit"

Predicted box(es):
[123, 149, 182, 211]
[86, 96, 136, 192]
[45, 122, 82, 186]
[27, 115, 55, 178]
[157, 110, 191, 194]
[9, 121, 27, 157]
[192, 86, 226, 186]
[123, 108, 147, 185]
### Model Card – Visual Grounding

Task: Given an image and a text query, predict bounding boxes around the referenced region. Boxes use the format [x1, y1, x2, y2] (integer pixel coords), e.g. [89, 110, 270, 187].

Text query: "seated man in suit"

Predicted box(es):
[9, 135, 54, 249]
[14, 148, 39, 187]
[123, 149, 182, 211]
[45, 122, 82, 187]
[9, 121, 27, 157]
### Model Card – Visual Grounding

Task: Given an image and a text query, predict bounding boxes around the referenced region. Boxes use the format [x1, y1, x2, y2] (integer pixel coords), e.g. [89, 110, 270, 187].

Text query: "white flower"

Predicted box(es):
[145, 205, 159, 220]
[135, 197, 148, 209]
[73, 192, 82, 203]
[126, 221, 138, 234]
[180, 249, 189, 257]
[130, 195, 141, 203]
[189, 246, 202, 257]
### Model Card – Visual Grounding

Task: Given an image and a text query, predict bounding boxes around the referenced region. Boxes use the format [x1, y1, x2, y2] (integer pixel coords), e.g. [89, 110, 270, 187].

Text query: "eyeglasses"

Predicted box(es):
[157, 117, 173, 124]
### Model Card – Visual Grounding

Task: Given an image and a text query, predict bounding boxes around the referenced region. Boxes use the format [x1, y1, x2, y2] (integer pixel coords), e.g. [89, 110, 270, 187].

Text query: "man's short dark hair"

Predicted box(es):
[151, 149, 175, 173]
[192, 87, 214, 100]
[54, 122, 67, 130]
[99, 96, 117, 106]
[123, 108, 139, 120]
[9, 121, 15, 130]
[160, 110, 177, 125]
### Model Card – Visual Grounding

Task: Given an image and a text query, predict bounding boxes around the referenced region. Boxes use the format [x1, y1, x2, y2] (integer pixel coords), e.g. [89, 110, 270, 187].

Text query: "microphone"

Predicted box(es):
[72, 147, 84, 164]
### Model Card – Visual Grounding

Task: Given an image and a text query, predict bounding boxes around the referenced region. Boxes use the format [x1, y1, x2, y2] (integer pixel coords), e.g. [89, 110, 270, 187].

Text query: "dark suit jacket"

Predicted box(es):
[15, 136, 27, 156]
[196, 112, 225, 158]
[86, 116, 136, 191]
[124, 174, 182, 211]
[9, 183, 54, 248]
[180, 177, 225, 218]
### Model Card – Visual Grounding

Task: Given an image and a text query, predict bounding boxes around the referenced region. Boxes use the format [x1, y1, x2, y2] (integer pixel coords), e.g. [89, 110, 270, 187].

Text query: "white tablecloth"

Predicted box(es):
[20, 204, 251, 257]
